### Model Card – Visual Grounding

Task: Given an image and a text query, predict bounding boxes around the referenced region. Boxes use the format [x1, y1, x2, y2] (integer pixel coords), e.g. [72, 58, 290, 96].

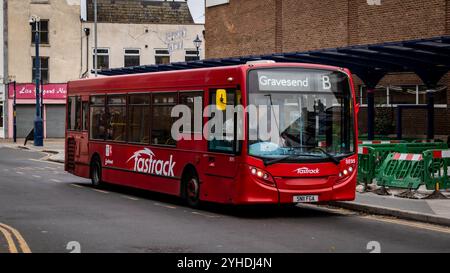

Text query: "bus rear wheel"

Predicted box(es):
[184, 173, 201, 208]
[91, 159, 102, 187]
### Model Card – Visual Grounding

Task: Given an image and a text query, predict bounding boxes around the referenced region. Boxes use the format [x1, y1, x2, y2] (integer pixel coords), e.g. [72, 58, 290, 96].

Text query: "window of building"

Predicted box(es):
[0, 104, 3, 127]
[418, 86, 448, 105]
[124, 49, 140, 67]
[32, 57, 49, 84]
[89, 95, 106, 140]
[185, 50, 200, 62]
[389, 85, 417, 105]
[93, 48, 110, 70]
[128, 94, 150, 143]
[155, 49, 170, 65]
[151, 93, 177, 146]
[359, 85, 448, 107]
[31, 20, 49, 44]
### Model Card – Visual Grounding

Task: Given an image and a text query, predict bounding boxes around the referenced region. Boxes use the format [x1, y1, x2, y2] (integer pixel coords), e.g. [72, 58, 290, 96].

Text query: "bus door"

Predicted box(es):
[203, 88, 241, 180]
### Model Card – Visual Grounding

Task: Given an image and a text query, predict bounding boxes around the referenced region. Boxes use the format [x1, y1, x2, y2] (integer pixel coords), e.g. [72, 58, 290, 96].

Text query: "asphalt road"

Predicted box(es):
[0, 146, 450, 253]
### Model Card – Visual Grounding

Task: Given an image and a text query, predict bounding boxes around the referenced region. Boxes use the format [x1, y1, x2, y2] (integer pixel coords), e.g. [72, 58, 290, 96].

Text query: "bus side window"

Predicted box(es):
[106, 95, 127, 142]
[151, 93, 177, 146]
[67, 96, 75, 131]
[208, 88, 240, 154]
[89, 95, 106, 140]
[82, 101, 88, 131]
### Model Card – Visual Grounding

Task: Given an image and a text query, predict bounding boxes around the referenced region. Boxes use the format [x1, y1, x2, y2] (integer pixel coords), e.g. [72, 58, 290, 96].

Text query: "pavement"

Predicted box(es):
[331, 190, 450, 227]
[1, 138, 450, 230]
[0, 146, 449, 253]
[0, 138, 65, 163]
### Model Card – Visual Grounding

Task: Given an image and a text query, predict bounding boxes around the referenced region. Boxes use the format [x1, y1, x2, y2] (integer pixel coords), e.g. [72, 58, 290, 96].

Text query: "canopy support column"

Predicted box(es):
[355, 70, 386, 140]
[415, 69, 447, 140]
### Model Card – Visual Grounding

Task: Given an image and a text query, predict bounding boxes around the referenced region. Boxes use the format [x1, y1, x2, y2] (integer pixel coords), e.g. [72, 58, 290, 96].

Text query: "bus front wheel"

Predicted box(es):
[184, 172, 201, 208]
[91, 158, 102, 187]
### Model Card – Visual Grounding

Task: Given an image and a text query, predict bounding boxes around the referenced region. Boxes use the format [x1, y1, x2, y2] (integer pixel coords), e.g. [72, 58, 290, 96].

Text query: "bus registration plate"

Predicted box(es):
[293, 195, 319, 203]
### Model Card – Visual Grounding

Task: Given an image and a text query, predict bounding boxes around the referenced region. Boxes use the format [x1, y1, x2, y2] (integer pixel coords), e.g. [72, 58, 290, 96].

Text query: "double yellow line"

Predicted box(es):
[0, 223, 31, 253]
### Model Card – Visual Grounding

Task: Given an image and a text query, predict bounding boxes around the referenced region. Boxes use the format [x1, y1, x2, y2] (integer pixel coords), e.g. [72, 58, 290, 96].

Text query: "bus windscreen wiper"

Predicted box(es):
[312, 147, 340, 165]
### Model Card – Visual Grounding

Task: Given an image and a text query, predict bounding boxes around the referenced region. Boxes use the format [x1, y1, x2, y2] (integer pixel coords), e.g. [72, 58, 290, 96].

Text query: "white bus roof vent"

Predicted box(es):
[246, 60, 276, 65]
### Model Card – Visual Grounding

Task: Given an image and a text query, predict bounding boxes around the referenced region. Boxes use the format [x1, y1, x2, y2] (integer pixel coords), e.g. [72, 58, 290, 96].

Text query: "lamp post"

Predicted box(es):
[12, 79, 16, 143]
[193, 35, 202, 59]
[30, 15, 43, 146]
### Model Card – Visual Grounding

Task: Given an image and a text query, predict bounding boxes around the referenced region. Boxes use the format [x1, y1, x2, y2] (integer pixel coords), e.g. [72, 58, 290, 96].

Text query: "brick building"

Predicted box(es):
[205, 0, 450, 139]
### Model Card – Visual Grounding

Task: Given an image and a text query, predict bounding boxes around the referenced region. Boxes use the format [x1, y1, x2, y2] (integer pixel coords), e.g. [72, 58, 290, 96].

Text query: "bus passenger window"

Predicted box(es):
[128, 94, 150, 143]
[68, 96, 82, 131]
[74, 97, 82, 131]
[208, 89, 239, 153]
[106, 95, 127, 142]
[67, 96, 76, 131]
[82, 101, 88, 131]
[179, 92, 203, 134]
[90, 95, 106, 140]
[151, 93, 177, 146]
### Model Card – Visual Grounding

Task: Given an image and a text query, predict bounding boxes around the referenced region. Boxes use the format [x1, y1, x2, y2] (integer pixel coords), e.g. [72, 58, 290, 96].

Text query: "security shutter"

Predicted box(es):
[45, 105, 65, 138]
[16, 105, 36, 138]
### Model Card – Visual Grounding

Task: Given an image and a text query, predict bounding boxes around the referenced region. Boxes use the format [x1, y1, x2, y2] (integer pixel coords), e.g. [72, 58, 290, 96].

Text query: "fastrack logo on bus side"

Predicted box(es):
[127, 148, 176, 177]
[294, 167, 320, 175]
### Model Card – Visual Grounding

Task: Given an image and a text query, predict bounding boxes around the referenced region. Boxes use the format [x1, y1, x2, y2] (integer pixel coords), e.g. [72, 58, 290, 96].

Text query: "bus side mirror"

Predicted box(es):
[216, 89, 227, 111]
[355, 103, 360, 114]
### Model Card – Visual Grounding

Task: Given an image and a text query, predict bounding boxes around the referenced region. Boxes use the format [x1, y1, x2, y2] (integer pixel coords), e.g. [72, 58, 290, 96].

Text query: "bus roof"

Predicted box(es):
[68, 62, 348, 94]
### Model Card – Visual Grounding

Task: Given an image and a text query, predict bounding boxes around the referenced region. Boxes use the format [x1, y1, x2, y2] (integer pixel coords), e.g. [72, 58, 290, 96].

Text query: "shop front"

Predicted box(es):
[8, 83, 67, 139]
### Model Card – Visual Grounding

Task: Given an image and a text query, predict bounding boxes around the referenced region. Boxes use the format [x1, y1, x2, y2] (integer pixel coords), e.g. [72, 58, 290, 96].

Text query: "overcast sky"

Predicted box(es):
[187, 0, 205, 24]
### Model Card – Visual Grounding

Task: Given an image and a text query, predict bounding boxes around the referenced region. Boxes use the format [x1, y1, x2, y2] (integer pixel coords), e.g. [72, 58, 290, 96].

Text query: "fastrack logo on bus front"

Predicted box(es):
[294, 167, 320, 175]
[127, 148, 176, 177]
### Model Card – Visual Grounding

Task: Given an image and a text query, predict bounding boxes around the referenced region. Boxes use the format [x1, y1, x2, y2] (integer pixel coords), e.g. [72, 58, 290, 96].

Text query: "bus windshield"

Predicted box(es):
[247, 68, 355, 163]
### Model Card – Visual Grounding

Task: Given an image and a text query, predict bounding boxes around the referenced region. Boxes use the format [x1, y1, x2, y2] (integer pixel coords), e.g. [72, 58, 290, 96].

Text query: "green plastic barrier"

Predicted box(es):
[357, 146, 375, 185]
[376, 152, 425, 189]
[422, 150, 450, 190]
[398, 142, 448, 154]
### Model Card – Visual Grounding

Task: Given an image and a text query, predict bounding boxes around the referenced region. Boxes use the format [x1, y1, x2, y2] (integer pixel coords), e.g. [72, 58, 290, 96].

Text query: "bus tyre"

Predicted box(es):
[91, 159, 102, 187]
[184, 173, 201, 208]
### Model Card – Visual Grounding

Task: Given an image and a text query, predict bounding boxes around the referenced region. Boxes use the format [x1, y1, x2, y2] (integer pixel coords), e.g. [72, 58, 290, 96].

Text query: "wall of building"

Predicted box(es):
[6, 0, 81, 139]
[81, 22, 205, 76]
[205, 0, 276, 58]
[206, 0, 450, 57]
[8, 0, 82, 84]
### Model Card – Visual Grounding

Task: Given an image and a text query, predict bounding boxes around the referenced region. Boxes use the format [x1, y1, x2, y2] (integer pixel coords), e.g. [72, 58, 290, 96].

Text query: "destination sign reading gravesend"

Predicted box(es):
[257, 70, 336, 92]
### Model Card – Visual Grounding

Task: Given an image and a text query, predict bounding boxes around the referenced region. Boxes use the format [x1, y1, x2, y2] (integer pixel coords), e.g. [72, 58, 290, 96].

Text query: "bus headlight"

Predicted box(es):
[249, 166, 276, 187]
[337, 164, 355, 184]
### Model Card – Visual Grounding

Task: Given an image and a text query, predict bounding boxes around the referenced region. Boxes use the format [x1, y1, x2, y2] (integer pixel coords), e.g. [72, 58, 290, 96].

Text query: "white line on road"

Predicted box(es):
[361, 215, 450, 234]
[15, 171, 24, 175]
[32, 175, 41, 179]
[154, 202, 177, 209]
[51, 179, 61, 183]
[122, 195, 139, 201]
[70, 184, 84, 188]
[191, 211, 220, 218]
[92, 189, 109, 194]
[28, 158, 62, 166]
